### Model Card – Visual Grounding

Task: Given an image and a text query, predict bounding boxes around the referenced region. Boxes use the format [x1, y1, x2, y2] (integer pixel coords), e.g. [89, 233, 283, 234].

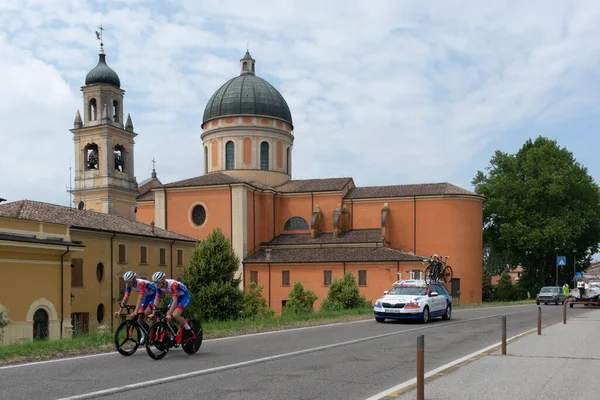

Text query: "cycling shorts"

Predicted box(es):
[168, 293, 191, 312]
[139, 294, 156, 311]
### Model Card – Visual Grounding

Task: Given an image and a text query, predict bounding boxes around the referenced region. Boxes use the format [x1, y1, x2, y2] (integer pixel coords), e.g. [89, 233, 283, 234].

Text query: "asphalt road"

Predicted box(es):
[0, 304, 586, 400]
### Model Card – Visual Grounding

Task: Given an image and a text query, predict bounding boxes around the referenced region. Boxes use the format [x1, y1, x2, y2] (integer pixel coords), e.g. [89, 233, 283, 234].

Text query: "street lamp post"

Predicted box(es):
[573, 249, 577, 287]
[555, 246, 559, 286]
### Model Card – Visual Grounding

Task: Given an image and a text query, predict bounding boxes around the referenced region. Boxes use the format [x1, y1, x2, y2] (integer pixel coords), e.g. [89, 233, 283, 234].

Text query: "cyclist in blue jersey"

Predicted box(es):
[151, 271, 195, 344]
[114, 271, 161, 324]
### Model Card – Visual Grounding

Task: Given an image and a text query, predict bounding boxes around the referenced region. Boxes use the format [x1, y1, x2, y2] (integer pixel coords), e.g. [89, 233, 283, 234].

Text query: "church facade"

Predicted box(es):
[70, 46, 484, 313]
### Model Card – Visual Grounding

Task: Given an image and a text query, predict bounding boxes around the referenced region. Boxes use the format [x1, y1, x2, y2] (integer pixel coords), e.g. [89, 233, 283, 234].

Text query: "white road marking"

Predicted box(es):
[55, 311, 533, 400]
[362, 327, 540, 400]
[0, 303, 534, 371]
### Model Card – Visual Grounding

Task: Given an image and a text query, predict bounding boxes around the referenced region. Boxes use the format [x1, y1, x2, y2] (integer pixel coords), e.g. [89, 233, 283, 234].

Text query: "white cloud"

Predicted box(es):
[2, 0, 600, 209]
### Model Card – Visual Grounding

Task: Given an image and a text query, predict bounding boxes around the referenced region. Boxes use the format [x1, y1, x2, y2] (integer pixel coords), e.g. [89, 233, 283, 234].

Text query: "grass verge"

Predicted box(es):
[0, 300, 536, 366]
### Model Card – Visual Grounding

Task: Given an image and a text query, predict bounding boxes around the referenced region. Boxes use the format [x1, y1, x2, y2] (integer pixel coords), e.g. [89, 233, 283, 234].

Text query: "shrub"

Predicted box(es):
[482, 268, 495, 302]
[241, 282, 275, 319]
[282, 281, 318, 315]
[320, 272, 371, 311]
[0, 309, 10, 343]
[182, 228, 244, 322]
[495, 270, 515, 301]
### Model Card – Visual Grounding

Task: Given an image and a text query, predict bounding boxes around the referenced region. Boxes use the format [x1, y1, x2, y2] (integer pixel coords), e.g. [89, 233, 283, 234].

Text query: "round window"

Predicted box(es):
[96, 262, 104, 282]
[191, 205, 206, 226]
[96, 304, 105, 324]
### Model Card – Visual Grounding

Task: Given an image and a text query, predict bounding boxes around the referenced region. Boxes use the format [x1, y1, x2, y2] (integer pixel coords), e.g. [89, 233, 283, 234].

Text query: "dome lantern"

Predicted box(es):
[240, 50, 256, 75]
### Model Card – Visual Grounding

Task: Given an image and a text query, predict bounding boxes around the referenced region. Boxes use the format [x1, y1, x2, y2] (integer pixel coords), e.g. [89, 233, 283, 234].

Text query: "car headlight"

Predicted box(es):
[375, 301, 382, 307]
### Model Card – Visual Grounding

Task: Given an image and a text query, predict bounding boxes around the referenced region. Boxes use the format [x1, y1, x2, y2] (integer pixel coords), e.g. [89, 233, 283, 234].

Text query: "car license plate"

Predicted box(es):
[385, 308, 403, 313]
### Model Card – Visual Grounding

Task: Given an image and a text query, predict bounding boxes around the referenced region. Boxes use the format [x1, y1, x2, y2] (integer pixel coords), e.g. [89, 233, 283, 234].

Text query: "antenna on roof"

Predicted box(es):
[66, 165, 73, 208]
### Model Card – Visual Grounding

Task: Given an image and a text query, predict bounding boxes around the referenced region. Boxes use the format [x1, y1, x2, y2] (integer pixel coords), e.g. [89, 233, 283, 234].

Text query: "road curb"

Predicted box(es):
[366, 316, 572, 400]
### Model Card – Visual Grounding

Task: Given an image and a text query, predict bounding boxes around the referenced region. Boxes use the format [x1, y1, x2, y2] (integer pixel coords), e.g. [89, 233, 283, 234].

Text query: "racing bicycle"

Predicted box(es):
[145, 307, 203, 360]
[423, 256, 453, 284]
[114, 305, 162, 356]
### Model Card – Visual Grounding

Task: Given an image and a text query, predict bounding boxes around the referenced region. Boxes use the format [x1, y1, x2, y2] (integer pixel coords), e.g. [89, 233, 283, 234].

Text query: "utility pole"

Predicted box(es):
[555, 246, 559, 286]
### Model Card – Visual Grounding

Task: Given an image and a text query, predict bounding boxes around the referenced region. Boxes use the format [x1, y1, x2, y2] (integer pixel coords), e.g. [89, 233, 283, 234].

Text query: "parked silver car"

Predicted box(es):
[536, 286, 566, 305]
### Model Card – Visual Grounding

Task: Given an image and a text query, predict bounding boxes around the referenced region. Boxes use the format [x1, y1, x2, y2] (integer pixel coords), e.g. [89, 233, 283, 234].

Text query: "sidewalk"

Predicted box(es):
[392, 308, 600, 400]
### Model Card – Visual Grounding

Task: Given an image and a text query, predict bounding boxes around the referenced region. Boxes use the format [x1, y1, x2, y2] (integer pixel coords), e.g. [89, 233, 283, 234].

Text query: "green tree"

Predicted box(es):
[182, 228, 243, 322]
[495, 270, 515, 301]
[482, 268, 495, 302]
[472, 136, 600, 295]
[241, 282, 275, 319]
[320, 272, 371, 311]
[282, 281, 318, 315]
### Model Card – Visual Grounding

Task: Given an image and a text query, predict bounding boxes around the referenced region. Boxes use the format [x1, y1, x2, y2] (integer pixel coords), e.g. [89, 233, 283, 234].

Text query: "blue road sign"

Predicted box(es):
[576, 271, 584, 280]
[557, 256, 567, 267]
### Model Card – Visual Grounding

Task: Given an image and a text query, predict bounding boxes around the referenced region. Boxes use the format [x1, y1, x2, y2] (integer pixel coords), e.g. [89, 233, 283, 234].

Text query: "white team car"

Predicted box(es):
[373, 280, 453, 324]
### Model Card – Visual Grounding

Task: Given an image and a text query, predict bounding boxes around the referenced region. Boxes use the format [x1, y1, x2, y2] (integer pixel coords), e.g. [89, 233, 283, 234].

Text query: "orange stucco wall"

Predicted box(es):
[246, 190, 256, 253]
[348, 200, 416, 253]
[275, 195, 312, 235]
[275, 193, 344, 236]
[254, 192, 275, 245]
[165, 188, 231, 240]
[243, 138, 252, 166]
[136, 202, 155, 225]
[244, 262, 424, 315]
[211, 141, 219, 168]
[414, 198, 483, 303]
[276, 141, 283, 169]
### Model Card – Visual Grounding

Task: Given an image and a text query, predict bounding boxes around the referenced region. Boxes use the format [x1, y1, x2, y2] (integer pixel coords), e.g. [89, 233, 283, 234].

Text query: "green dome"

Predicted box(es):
[85, 53, 121, 88]
[203, 73, 293, 127]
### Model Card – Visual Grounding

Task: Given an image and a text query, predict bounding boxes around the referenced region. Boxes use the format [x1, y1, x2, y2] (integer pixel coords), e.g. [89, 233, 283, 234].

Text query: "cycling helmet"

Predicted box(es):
[123, 271, 136, 282]
[152, 271, 166, 283]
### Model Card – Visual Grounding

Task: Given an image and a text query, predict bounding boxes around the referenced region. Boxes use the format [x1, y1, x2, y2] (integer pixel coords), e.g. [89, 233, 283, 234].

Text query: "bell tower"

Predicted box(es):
[70, 29, 138, 219]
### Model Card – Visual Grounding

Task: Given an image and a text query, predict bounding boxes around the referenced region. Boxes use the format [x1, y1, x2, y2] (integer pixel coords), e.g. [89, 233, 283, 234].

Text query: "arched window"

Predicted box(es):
[114, 144, 125, 172]
[284, 217, 309, 231]
[204, 146, 208, 173]
[85, 143, 99, 170]
[225, 141, 235, 170]
[243, 61, 248, 71]
[112, 100, 120, 122]
[260, 141, 269, 171]
[89, 98, 97, 121]
[33, 309, 49, 340]
[286, 147, 291, 174]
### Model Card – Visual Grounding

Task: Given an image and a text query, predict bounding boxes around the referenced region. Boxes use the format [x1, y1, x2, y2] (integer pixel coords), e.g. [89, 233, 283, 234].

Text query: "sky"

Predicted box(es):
[2, 0, 600, 212]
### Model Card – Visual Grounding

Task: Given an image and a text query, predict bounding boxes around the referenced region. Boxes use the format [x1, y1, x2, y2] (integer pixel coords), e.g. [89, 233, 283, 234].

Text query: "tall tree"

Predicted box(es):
[182, 228, 243, 321]
[472, 136, 600, 293]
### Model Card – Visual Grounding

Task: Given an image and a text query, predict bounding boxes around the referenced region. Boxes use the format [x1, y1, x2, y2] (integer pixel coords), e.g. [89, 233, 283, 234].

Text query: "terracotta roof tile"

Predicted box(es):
[244, 246, 424, 264]
[275, 177, 353, 193]
[162, 172, 242, 188]
[0, 200, 196, 242]
[268, 229, 384, 246]
[137, 177, 162, 200]
[345, 183, 481, 199]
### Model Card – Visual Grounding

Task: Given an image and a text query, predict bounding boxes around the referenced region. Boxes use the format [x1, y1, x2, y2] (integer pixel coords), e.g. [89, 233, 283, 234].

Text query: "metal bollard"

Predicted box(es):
[501, 315, 506, 355]
[537, 307, 541, 335]
[563, 301, 567, 324]
[417, 335, 424, 400]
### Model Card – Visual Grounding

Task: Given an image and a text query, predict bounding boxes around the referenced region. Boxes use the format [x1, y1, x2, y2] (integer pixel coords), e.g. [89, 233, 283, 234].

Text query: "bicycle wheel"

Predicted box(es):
[114, 319, 141, 356]
[424, 266, 433, 285]
[182, 319, 203, 355]
[442, 265, 453, 283]
[146, 321, 170, 360]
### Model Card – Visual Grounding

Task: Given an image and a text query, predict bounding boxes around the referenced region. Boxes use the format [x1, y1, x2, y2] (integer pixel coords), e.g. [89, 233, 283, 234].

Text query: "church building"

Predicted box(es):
[69, 45, 484, 313]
